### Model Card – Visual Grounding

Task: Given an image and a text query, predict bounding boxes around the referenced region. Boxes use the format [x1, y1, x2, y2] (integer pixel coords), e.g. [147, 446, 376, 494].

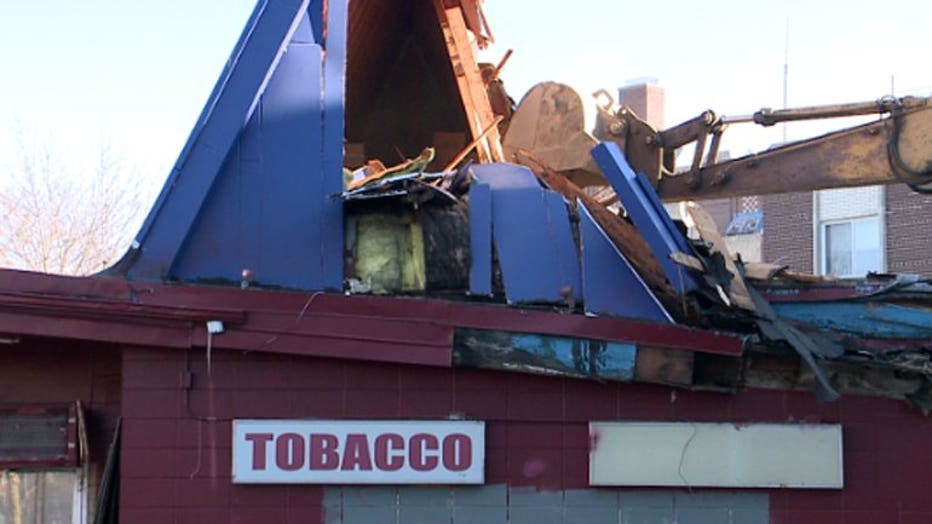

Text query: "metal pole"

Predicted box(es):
[783, 17, 789, 143]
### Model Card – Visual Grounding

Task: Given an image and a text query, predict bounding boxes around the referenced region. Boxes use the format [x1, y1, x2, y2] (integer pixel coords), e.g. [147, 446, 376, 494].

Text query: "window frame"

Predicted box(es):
[813, 186, 886, 277]
[819, 216, 884, 277]
[0, 402, 88, 523]
[0, 403, 79, 470]
[0, 468, 88, 524]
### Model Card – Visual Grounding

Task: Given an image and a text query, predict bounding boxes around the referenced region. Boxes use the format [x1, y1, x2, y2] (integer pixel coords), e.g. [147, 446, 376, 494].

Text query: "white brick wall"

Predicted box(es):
[817, 186, 883, 221]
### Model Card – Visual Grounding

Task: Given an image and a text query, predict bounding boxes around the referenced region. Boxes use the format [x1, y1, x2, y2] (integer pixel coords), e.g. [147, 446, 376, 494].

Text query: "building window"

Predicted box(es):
[0, 470, 83, 524]
[0, 404, 87, 524]
[823, 217, 882, 276]
[816, 186, 884, 277]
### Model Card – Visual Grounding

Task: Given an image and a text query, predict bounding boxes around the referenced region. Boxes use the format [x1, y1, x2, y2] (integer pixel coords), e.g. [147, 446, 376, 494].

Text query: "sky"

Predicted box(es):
[1, 0, 930, 189]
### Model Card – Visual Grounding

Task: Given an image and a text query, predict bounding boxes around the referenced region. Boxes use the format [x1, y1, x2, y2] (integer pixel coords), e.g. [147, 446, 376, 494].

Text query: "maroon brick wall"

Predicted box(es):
[762, 191, 813, 272]
[0, 339, 122, 517]
[119, 346, 932, 523]
[885, 184, 932, 277]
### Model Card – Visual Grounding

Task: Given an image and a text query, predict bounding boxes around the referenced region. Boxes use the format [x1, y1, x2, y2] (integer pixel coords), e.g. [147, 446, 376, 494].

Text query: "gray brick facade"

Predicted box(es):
[324, 485, 768, 524]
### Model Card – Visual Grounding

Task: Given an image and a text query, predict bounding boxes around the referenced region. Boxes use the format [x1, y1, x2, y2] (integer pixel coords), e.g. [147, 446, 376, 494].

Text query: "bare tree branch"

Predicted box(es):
[0, 126, 154, 276]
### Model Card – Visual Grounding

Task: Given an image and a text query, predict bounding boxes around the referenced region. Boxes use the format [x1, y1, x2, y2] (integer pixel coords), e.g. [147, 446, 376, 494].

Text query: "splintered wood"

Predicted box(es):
[685, 202, 756, 311]
[433, 1, 503, 163]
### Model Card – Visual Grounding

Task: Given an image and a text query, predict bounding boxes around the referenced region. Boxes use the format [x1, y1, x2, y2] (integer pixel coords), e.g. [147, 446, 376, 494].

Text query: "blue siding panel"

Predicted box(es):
[257, 38, 326, 288]
[455, 328, 638, 381]
[591, 142, 697, 293]
[634, 171, 692, 253]
[123, 0, 346, 291]
[468, 183, 493, 296]
[319, 0, 348, 289]
[545, 191, 583, 302]
[307, 0, 324, 44]
[470, 164, 581, 304]
[237, 110, 264, 275]
[579, 204, 672, 322]
[172, 27, 328, 289]
[130, 0, 311, 279]
[772, 301, 932, 339]
[238, 157, 263, 275]
[509, 333, 638, 382]
[170, 149, 245, 283]
[292, 5, 317, 44]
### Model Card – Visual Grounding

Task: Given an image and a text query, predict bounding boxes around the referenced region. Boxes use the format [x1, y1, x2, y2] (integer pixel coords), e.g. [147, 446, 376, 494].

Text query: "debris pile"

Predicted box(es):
[331, 1, 932, 410]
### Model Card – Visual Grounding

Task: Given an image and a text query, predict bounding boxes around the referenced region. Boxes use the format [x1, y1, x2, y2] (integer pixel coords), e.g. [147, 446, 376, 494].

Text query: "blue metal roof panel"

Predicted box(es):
[579, 204, 672, 323]
[122, 0, 345, 291]
[471, 163, 581, 304]
[468, 182, 493, 296]
[592, 142, 698, 294]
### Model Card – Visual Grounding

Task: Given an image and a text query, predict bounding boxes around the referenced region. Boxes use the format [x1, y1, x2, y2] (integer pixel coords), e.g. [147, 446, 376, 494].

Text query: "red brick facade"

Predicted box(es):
[885, 183, 932, 276]
[762, 191, 814, 273]
[115, 346, 932, 523]
[761, 186, 932, 277]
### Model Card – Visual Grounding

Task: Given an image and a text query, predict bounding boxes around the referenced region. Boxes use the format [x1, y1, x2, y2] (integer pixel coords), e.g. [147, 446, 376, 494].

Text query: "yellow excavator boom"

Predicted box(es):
[503, 83, 932, 200]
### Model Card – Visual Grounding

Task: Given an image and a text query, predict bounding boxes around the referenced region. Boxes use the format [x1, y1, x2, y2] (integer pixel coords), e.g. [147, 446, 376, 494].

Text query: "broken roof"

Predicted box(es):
[1, 0, 930, 410]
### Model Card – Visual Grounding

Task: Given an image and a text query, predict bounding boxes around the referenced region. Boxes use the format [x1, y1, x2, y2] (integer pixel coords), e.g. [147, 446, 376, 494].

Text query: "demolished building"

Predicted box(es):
[1, 0, 931, 522]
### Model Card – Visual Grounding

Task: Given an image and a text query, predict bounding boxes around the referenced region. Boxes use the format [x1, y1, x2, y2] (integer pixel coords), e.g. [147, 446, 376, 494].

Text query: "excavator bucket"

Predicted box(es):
[502, 82, 606, 186]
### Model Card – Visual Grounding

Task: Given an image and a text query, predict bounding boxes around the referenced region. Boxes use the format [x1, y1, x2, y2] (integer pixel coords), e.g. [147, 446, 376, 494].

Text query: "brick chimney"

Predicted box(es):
[618, 78, 665, 129]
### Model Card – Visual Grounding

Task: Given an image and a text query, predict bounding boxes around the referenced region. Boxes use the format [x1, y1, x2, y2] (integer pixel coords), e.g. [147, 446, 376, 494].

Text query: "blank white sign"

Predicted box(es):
[589, 422, 843, 488]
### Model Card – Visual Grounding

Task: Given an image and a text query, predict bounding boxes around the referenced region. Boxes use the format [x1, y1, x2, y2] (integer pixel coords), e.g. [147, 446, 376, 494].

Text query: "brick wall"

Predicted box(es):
[762, 191, 813, 272]
[885, 183, 932, 277]
[698, 197, 739, 233]
[119, 346, 932, 523]
[763, 185, 932, 276]
[618, 83, 665, 128]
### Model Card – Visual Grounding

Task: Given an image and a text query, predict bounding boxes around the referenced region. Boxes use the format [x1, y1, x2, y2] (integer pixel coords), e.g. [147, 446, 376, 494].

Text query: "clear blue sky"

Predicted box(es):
[0, 0, 255, 180]
[1, 0, 930, 184]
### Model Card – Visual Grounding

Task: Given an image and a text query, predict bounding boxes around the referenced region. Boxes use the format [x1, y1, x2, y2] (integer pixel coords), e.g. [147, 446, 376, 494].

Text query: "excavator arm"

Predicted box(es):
[503, 83, 932, 200]
[656, 108, 932, 200]
[632, 96, 932, 200]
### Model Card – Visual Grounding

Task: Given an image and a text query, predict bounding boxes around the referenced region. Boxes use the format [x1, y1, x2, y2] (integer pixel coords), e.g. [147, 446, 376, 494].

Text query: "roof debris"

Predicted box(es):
[325, 4, 932, 408]
[7, 0, 927, 412]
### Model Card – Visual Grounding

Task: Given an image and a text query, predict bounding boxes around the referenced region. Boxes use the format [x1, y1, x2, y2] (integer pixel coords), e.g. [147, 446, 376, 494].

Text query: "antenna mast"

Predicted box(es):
[782, 17, 789, 142]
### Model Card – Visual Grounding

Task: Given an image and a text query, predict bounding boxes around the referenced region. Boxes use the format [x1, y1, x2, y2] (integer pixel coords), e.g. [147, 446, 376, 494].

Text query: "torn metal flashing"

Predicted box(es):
[454, 328, 638, 382]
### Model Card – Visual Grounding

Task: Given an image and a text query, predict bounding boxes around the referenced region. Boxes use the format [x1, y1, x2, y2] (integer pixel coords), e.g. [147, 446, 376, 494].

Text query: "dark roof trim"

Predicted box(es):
[0, 270, 744, 367]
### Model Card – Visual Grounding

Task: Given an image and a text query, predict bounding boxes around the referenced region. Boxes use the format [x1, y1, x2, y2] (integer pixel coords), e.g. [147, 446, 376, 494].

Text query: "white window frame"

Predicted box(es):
[813, 187, 886, 277]
[818, 216, 885, 277]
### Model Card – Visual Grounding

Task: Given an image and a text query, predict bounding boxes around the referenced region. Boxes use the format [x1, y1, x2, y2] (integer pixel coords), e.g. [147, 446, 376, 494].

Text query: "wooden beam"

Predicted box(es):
[635, 346, 694, 386]
[433, 1, 503, 163]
